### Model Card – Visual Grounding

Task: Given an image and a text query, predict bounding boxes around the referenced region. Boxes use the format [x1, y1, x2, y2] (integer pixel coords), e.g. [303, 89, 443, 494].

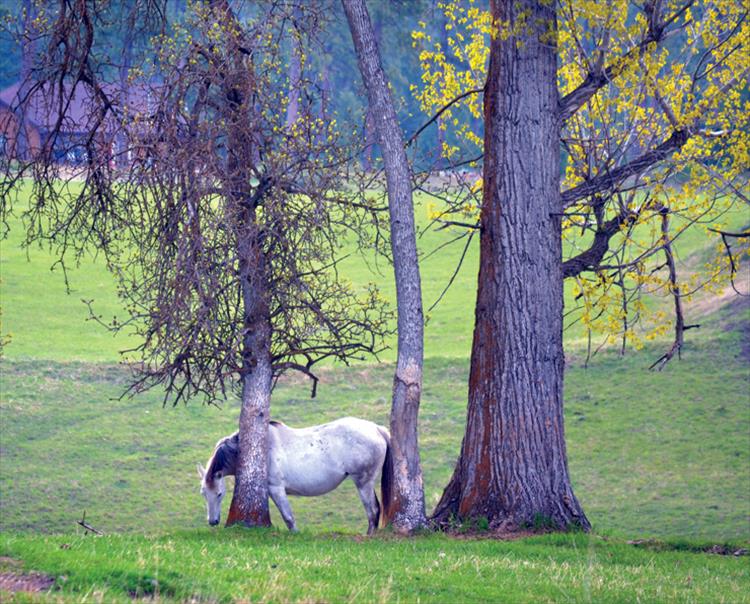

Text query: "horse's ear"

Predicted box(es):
[197, 463, 206, 479]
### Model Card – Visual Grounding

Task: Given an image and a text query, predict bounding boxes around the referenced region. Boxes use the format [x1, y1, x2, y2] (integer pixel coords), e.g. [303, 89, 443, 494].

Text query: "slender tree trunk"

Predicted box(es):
[360, 16, 380, 173]
[116, 7, 136, 168]
[432, 0, 589, 532]
[224, 125, 273, 528]
[16, 0, 36, 160]
[285, 9, 302, 129]
[343, 0, 427, 533]
[226, 211, 273, 527]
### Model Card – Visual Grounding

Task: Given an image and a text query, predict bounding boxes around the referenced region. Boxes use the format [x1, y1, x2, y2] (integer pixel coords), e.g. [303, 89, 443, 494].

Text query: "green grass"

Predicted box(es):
[4, 189, 745, 363]
[1, 188, 749, 602]
[2, 336, 748, 541]
[1, 187, 486, 362]
[2, 531, 749, 603]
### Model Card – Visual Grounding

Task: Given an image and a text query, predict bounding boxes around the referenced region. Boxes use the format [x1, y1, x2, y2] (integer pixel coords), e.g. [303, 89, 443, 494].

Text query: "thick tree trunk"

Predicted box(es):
[342, 0, 427, 533]
[432, 0, 589, 532]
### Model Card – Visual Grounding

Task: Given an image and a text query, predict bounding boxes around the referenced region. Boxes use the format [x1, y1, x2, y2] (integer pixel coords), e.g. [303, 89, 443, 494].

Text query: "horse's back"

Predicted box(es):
[269, 417, 388, 496]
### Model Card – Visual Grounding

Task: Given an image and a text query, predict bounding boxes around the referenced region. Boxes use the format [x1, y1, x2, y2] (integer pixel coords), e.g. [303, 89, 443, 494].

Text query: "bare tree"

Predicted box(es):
[343, 0, 428, 533]
[1, 0, 391, 527]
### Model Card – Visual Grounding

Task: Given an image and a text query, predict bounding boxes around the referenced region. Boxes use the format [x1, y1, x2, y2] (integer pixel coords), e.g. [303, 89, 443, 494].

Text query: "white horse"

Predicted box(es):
[197, 417, 393, 535]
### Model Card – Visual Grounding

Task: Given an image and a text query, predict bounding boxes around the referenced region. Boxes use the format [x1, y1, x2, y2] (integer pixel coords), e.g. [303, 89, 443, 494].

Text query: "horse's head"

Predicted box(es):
[197, 463, 226, 526]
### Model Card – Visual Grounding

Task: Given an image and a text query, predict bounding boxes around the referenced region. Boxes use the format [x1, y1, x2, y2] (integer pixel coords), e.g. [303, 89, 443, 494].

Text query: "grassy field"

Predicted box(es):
[2, 530, 748, 603]
[4, 187, 745, 362]
[1, 336, 749, 540]
[1, 189, 749, 602]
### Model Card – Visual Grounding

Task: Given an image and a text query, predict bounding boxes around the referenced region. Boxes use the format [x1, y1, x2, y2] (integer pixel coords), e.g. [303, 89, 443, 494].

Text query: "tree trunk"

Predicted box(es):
[226, 215, 273, 527]
[225, 156, 273, 528]
[342, 0, 427, 533]
[214, 0, 272, 528]
[15, 0, 36, 160]
[285, 9, 302, 129]
[116, 7, 136, 168]
[432, 0, 589, 532]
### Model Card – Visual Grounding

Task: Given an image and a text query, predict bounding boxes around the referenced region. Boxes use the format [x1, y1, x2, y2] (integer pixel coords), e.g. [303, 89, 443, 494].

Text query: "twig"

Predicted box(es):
[405, 88, 483, 148]
[708, 228, 750, 297]
[649, 208, 700, 370]
[77, 510, 103, 535]
[428, 229, 476, 313]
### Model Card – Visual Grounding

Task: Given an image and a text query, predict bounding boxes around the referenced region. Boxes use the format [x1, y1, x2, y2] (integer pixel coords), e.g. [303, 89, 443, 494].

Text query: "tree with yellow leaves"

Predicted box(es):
[412, 0, 748, 530]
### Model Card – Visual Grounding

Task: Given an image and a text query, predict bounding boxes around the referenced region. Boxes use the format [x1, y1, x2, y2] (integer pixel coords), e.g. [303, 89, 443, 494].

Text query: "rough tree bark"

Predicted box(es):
[226, 206, 273, 527]
[213, 0, 272, 527]
[432, 0, 590, 531]
[342, 0, 427, 533]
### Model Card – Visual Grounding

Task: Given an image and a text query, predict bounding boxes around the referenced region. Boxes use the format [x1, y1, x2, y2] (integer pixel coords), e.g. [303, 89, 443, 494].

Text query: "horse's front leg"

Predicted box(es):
[269, 485, 298, 532]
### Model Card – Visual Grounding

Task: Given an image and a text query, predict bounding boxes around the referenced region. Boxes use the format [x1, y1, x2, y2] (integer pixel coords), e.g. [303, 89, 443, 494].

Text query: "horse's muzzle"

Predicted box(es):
[209, 519, 219, 526]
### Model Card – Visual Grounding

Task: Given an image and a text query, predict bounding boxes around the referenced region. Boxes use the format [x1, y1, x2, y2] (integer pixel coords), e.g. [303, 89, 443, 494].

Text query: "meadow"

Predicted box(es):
[1, 192, 749, 602]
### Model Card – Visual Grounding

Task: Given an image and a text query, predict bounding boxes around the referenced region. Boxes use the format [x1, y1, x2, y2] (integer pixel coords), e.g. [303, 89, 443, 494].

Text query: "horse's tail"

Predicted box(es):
[377, 426, 395, 528]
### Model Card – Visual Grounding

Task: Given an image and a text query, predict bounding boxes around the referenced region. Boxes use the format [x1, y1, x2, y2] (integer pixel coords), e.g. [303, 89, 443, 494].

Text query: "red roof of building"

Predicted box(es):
[0, 79, 152, 133]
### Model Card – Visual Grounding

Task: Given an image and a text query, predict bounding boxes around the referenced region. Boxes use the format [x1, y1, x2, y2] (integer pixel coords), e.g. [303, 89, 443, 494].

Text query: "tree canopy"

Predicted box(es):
[411, 0, 748, 363]
[0, 0, 392, 406]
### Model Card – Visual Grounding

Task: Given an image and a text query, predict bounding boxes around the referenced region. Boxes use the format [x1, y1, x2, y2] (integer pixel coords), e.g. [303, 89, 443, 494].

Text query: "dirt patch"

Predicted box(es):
[447, 528, 542, 541]
[720, 295, 750, 360]
[0, 570, 55, 594]
[628, 539, 749, 556]
[689, 287, 748, 317]
[0, 557, 22, 568]
[703, 544, 749, 556]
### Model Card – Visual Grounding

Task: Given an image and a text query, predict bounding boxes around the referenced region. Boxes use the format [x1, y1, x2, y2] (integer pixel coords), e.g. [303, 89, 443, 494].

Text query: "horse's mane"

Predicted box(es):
[205, 423, 285, 486]
[206, 431, 239, 486]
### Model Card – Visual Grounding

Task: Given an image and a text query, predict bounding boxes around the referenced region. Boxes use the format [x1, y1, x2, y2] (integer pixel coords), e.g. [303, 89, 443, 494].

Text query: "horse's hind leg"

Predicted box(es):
[269, 485, 298, 532]
[353, 474, 380, 535]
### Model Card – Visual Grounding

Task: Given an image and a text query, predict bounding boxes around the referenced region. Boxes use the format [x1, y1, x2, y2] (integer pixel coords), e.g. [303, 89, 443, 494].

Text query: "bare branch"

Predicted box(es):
[562, 204, 636, 278]
[427, 229, 476, 313]
[650, 208, 700, 370]
[272, 362, 319, 398]
[708, 228, 750, 297]
[405, 88, 483, 148]
[561, 129, 689, 208]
